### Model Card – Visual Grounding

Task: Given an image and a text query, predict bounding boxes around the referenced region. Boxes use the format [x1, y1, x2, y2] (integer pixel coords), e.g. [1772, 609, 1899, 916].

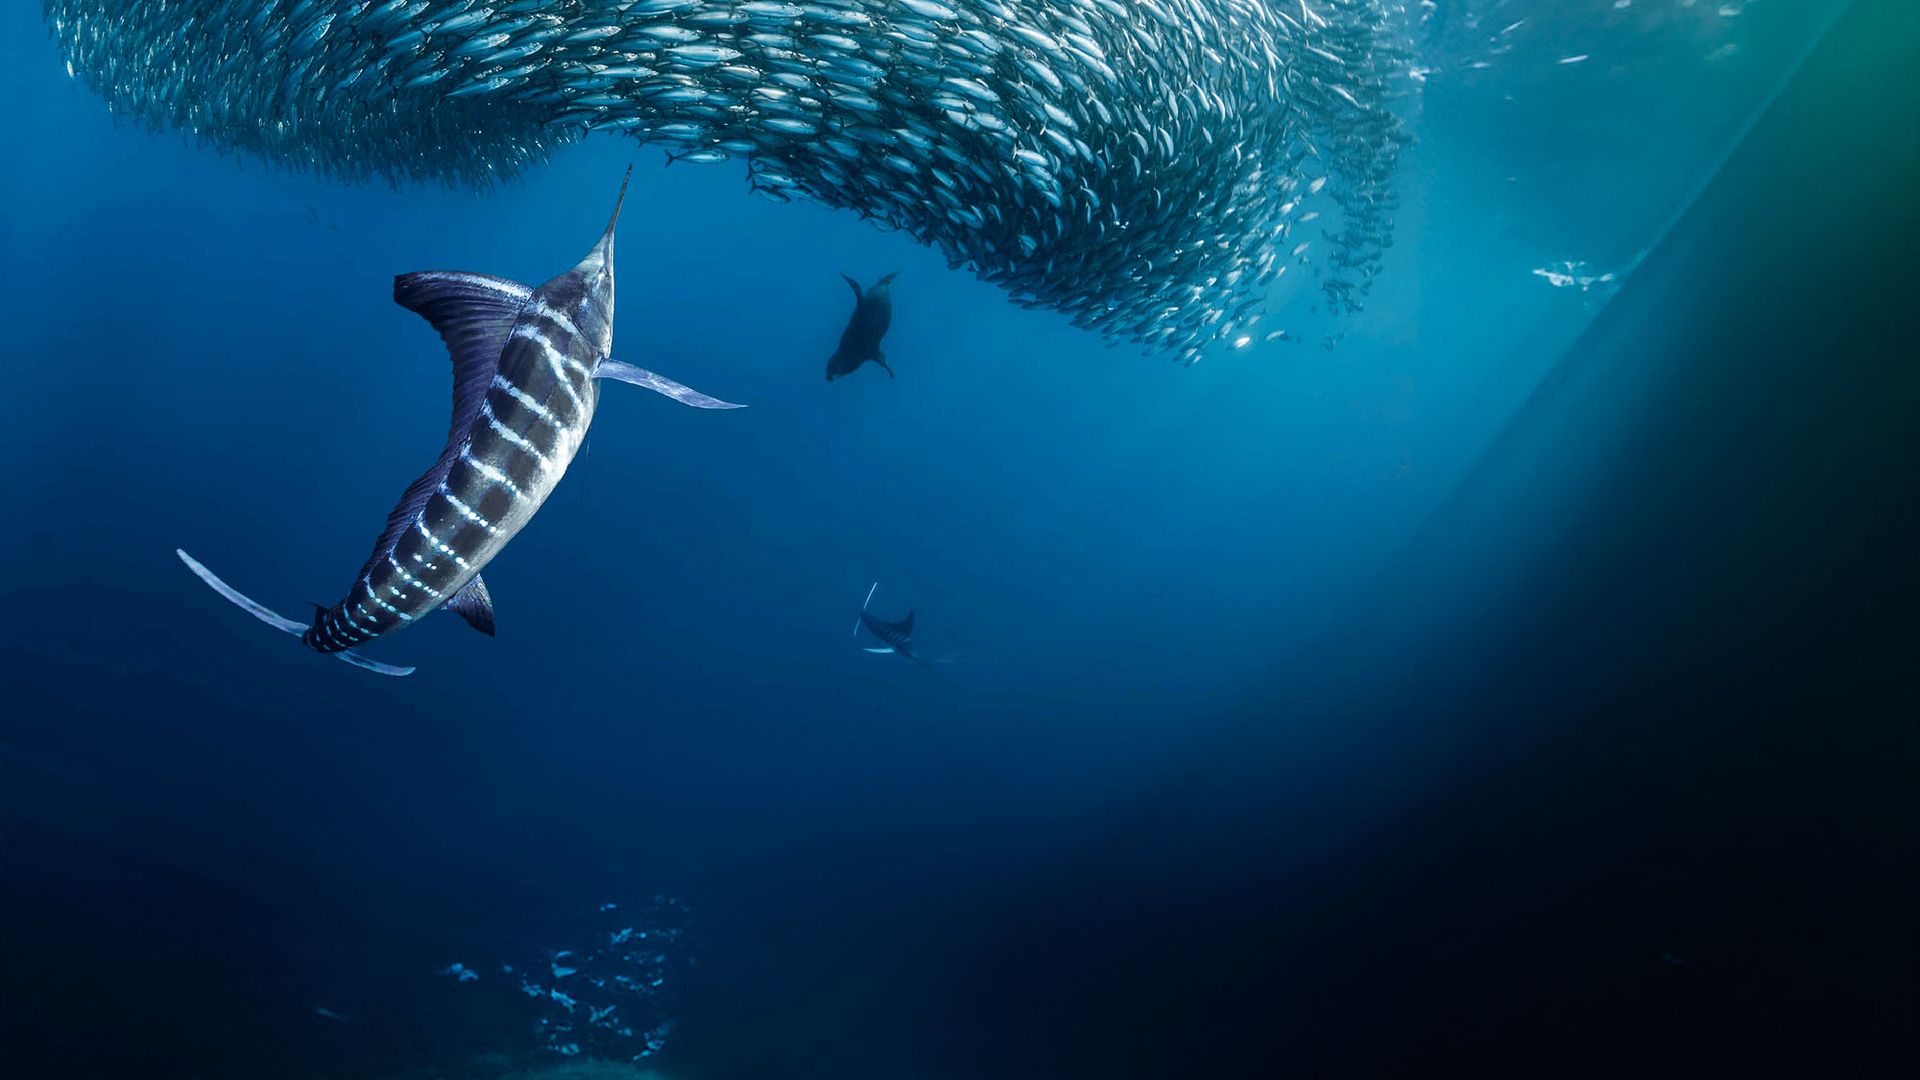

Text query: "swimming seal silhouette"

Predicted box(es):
[826, 272, 898, 382]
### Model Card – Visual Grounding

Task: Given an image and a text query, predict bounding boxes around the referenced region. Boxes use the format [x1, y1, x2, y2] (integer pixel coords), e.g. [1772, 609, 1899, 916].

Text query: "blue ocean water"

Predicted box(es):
[2, 2, 1914, 1078]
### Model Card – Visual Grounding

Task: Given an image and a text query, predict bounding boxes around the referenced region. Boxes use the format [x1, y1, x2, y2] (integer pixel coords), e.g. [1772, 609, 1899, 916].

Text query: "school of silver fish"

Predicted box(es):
[46, 0, 1414, 363]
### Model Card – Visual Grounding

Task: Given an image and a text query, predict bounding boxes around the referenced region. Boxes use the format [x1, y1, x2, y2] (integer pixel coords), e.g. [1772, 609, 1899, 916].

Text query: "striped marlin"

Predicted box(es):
[178, 167, 742, 676]
[853, 582, 924, 665]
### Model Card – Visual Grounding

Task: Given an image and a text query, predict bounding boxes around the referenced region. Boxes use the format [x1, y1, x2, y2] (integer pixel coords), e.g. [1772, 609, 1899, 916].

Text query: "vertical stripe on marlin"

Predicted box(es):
[362, 577, 414, 622]
[490, 375, 562, 430]
[459, 450, 526, 502]
[514, 326, 591, 416]
[387, 554, 443, 599]
[340, 603, 376, 636]
[528, 299, 583, 340]
[414, 518, 473, 571]
[480, 400, 556, 472]
[437, 483, 499, 536]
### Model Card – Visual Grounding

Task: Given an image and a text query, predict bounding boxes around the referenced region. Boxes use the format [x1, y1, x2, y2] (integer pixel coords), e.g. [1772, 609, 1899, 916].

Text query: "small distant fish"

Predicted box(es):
[853, 582, 927, 665]
[1558, 54, 1590, 65]
[1532, 260, 1617, 292]
[313, 1006, 353, 1022]
[663, 147, 729, 166]
[48, 0, 1416, 364]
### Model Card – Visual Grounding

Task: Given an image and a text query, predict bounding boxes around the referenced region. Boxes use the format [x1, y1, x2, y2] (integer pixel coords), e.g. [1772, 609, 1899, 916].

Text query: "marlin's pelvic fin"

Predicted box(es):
[444, 574, 495, 636]
[175, 550, 415, 677]
[594, 360, 746, 409]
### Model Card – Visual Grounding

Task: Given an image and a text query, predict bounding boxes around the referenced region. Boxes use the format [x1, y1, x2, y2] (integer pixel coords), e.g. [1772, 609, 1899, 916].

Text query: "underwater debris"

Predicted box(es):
[45, 0, 1416, 362]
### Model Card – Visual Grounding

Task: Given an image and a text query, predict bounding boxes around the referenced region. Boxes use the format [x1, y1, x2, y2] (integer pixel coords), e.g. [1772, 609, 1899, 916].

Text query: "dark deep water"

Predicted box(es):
[2, 1, 1916, 1077]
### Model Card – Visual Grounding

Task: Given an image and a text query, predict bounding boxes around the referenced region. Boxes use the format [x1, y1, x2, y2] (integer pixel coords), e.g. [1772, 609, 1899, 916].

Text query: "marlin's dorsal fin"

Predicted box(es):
[444, 574, 495, 636]
[358, 272, 535, 586]
[392, 271, 532, 443]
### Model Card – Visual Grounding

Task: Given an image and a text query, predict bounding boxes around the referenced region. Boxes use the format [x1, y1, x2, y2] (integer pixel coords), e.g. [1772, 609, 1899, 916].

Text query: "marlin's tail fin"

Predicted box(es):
[175, 550, 414, 677]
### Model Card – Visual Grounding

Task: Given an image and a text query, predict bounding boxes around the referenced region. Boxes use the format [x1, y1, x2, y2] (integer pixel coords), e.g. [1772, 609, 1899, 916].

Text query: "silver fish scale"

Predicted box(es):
[47, 0, 1412, 363]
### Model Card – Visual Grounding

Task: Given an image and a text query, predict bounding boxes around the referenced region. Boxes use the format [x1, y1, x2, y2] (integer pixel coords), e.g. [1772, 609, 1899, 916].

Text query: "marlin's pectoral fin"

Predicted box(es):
[595, 360, 746, 409]
[444, 574, 496, 636]
[841, 273, 864, 304]
[875, 351, 893, 378]
[863, 647, 896, 654]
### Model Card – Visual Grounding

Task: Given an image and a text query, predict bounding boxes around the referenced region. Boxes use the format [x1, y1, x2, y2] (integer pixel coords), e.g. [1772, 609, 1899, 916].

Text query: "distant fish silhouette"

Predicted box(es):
[179, 167, 744, 676]
[853, 582, 925, 665]
[825, 272, 897, 382]
[1658, 952, 1703, 973]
